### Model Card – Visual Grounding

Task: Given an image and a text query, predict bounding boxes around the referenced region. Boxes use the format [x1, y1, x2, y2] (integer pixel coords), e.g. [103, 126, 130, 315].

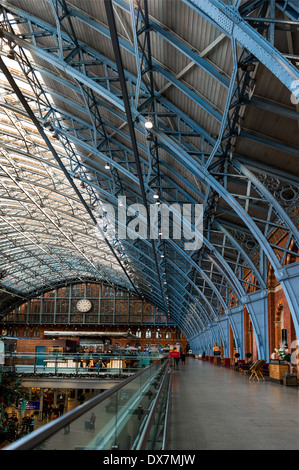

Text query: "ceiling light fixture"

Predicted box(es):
[144, 116, 153, 129]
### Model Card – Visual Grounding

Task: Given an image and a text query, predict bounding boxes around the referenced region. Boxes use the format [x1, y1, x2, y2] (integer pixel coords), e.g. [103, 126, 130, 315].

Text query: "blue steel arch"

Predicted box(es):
[182, 0, 299, 91]
[0, 54, 252, 316]
[0, 2, 298, 358]
[0, 58, 290, 350]
[0, 65, 292, 338]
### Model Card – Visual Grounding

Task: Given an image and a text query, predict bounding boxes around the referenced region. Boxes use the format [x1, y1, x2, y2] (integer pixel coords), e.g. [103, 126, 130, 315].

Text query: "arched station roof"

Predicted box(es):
[0, 0, 298, 343]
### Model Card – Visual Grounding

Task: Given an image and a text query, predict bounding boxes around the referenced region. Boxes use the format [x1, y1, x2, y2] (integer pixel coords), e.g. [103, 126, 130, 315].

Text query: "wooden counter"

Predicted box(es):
[269, 363, 289, 381]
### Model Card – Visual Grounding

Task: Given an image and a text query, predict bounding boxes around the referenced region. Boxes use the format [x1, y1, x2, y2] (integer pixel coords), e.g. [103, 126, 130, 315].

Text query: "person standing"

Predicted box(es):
[58, 402, 65, 416]
[47, 405, 53, 420]
[42, 401, 48, 420]
[79, 393, 85, 405]
[181, 352, 186, 365]
[29, 415, 35, 432]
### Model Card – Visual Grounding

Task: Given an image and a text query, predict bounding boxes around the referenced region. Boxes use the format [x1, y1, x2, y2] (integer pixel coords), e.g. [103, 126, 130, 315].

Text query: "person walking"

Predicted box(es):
[64, 423, 70, 434]
[42, 401, 48, 420]
[90, 412, 96, 431]
[181, 352, 186, 365]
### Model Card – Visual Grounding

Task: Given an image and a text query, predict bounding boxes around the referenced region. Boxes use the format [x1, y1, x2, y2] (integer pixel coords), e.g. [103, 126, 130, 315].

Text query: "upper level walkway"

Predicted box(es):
[169, 357, 299, 450]
[3, 355, 299, 451]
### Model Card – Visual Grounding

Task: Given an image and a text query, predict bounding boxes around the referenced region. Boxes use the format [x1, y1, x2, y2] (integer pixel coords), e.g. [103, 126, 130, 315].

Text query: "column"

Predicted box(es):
[228, 305, 245, 360]
[39, 388, 44, 421]
[53, 389, 58, 407]
[244, 289, 269, 361]
[276, 263, 299, 342]
[218, 316, 231, 365]
[64, 389, 69, 414]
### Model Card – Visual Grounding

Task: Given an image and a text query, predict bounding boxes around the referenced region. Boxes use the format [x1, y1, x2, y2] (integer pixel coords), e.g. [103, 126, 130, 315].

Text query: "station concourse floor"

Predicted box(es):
[169, 357, 299, 451]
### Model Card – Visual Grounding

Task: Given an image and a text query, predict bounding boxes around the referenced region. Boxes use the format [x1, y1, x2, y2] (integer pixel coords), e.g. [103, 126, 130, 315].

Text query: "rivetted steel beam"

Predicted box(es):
[239, 0, 268, 17]
[158, 162, 266, 288]
[240, 130, 299, 157]
[183, 0, 299, 92]
[104, 0, 166, 312]
[23, 57, 298, 264]
[2, 1, 225, 125]
[13, 0, 291, 125]
[0, 10, 218, 149]
[246, 97, 299, 121]
[0, 88, 244, 316]
[276, 1, 299, 21]
[153, 63, 223, 124]
[1, 1, 298, 328]
[4, 90, 272, 310]
[113, 0, 230, 88]
[24, 35, 296, 266]
[2, 45, 296, 304]
[41, 0, 231, 90]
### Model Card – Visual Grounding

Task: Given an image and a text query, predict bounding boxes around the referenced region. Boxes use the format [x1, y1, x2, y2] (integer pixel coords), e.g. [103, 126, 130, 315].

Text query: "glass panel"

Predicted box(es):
[71, 284, 85, 298]
[30, 360, 166, 450]
[55, 315, 68, 323]
[86, 283, 99, 297]
[102, 286, 114, 298]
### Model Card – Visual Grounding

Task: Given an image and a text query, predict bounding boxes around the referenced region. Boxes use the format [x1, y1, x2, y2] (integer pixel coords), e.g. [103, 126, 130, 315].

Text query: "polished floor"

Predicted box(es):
[169, 357, 299, 450]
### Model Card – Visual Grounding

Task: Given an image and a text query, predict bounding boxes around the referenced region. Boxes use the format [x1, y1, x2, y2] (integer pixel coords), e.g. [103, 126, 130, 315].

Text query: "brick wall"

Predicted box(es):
[5, 325, 188, 355]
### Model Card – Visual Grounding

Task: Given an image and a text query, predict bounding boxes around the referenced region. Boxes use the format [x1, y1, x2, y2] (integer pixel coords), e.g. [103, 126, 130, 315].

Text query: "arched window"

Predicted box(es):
[165, 329, 172, 339]
[136, 328, 142, 338]
[175, 330, 182, 339]
[155, 328, 162, 339]
[145, 329, 152, 339]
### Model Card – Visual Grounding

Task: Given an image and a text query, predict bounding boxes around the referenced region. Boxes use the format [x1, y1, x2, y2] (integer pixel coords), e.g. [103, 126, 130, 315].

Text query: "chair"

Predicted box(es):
[239, 362, 254, 375]
[249, 360, 266, 381]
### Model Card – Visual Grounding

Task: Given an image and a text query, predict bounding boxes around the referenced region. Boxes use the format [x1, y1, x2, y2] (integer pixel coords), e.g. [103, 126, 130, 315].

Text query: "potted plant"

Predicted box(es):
[274, 348, 291, 363]
[283, 373, 297, 386]
[234, 353, 240, 369]
[245, 352, 252, 363]
[270, 348, 292, 382]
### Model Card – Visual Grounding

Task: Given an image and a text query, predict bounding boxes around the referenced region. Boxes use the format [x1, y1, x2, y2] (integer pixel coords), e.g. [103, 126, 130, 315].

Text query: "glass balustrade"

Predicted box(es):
[4, 357, 171, 451]
[2, 351, 166, 377]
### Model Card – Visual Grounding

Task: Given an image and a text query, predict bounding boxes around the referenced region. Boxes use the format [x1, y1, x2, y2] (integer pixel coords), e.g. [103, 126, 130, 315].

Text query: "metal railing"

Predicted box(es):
[135, 363, 172, 450]
[3, 357, 172, 450]
[2, 351, 166, 377]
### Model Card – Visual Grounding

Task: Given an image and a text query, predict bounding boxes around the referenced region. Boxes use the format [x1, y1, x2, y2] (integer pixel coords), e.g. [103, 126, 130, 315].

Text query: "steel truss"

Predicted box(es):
[0, 0, 298, 361]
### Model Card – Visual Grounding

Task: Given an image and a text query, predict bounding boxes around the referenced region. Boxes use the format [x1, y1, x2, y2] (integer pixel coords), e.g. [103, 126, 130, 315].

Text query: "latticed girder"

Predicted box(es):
[0, 0, 298, 350]
[0, 47, 258, 316]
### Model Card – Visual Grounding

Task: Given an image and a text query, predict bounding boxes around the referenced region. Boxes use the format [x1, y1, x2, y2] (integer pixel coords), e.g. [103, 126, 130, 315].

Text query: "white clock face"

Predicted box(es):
[76, 299, 92, 313]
